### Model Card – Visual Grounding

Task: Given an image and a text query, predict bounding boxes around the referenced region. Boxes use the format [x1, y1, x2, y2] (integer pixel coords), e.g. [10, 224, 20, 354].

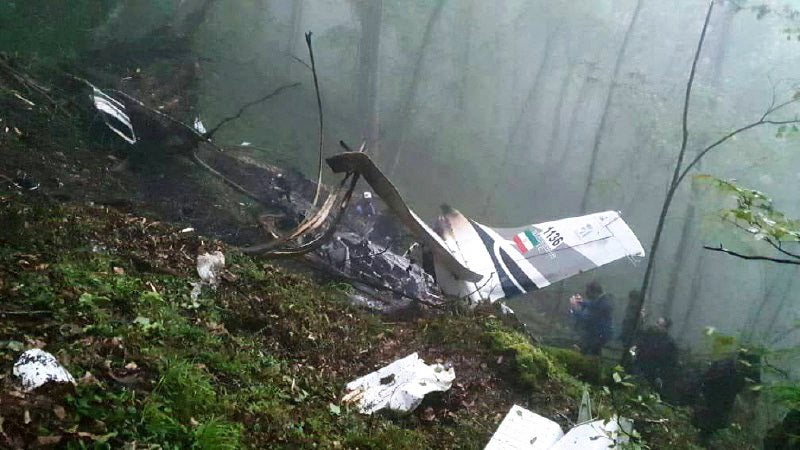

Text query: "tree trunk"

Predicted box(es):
[387, 0, 447, 175]
[556, 63, 598, 167]
[456, 0, 473, 114]
[545, 58, 575, 165]
[661, 2, 733, 318]
[624, 1, 716, 366]
[677, 252, 706, 338]
[661, 171, 699, 317]
[354, 0, 383, 156]
[285, 0, 305, 71]
[482, 30, 556, 217]
[579, 0, 644, 213]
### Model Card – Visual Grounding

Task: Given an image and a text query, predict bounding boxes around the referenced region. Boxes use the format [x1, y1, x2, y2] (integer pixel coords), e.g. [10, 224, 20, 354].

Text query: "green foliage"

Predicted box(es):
[0, 189, 705, 448]
[0, 1, 118, 62]
[157, 359, 217, 419]
[697, 175, 800, 244]
[593, 365, 701, 450]
[192, 417, 243, 450]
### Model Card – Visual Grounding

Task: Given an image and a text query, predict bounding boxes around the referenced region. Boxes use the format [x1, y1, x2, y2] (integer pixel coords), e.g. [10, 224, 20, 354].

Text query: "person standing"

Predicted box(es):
[569, 281, 613, 356]
[631, 317, 678, 392]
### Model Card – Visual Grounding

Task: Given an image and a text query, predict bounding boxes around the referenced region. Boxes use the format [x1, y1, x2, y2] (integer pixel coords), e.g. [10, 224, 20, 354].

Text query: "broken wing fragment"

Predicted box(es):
[484, 405, 564, 450]
[485, 405, 634, 450]
[344, 352, 454, 414]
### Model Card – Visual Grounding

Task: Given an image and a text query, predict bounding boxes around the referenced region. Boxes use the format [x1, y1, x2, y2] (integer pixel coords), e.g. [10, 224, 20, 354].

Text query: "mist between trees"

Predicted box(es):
[5, 0, 800, 373]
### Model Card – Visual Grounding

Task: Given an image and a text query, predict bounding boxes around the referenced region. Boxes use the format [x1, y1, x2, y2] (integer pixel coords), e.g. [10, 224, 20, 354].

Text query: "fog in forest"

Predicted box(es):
[188, 0, 800, 357]
[3, 0, 800, 448]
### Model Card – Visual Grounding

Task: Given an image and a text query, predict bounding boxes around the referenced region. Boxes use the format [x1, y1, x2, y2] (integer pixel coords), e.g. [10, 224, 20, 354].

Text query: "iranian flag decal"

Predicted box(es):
[513, 229, 539, 254]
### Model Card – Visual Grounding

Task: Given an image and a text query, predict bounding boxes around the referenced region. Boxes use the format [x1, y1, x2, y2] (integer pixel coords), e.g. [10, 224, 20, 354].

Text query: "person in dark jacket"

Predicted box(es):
[632, 317, 679, 392]
[569, 281, 613, 356]
[354, 191, 376, 218]
[693, 349, 762, 443]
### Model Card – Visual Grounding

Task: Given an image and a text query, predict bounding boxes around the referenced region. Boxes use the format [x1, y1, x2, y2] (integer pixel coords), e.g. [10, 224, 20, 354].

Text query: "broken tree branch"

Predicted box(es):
[704, 244, 800, 265]
[203, 82, 300, 140]
[0, 310, 52, 316]
[304, 31, 325, 207]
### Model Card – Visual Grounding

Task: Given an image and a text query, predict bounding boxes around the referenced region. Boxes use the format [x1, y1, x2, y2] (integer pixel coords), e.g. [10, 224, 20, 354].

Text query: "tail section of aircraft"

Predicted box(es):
[327, 152, 645, 304]
[433, 207, 645, 303]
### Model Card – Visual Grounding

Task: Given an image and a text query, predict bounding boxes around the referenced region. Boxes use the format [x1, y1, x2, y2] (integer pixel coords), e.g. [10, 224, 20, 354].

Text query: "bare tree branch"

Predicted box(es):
[204, 82, 300, 140]
[704, 244, 800, 265]
[675, 103, 800, 187]
[765, 236, 800, 260]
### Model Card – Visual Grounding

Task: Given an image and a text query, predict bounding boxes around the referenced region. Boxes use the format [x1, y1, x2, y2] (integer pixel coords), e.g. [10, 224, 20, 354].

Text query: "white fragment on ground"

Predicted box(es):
[484, 405, 564, 450]
[197, 251, 225, 287]
[191, 251, 225, 301]
[550, 417, 632, 450]
[343, 352, 455, 414]
[12, 349, 76, 392]
[485, 404, 633, 450]
[193, 117, 207, 134]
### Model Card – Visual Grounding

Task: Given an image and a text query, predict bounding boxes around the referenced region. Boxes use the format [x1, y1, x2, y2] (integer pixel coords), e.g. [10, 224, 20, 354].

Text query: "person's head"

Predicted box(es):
[363, 191, 372, 200]
[655, 316, 672, 331]
[585, 281, 603, 299]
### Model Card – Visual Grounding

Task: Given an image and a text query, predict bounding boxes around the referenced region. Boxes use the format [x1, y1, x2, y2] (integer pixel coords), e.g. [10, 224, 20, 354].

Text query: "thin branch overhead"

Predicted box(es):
[704, 244, 800, 265]
[204, 82, 300, 140]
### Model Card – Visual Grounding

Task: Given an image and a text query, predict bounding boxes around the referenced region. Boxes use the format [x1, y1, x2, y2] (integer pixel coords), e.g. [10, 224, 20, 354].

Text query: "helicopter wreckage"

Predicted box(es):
[85, 78, 645, 313]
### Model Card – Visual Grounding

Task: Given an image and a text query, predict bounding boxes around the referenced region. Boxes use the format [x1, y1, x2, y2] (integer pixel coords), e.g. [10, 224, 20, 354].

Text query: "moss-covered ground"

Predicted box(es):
[0, 56, 706, 449]
[0, 192, 709, 448]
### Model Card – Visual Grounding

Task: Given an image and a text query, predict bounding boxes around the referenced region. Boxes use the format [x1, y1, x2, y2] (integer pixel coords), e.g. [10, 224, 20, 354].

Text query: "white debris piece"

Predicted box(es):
[550, 417, 633, 450]
[484, 405, 564, 450]
[499, 303, 515, 316]
[91, 87, 137, 144]
[13, 349, 76, 392]
[344, 352, 455, 414]
[485, 405, 633, 450]
[197, 251, 225, 288]
[193, 117, 207, 134]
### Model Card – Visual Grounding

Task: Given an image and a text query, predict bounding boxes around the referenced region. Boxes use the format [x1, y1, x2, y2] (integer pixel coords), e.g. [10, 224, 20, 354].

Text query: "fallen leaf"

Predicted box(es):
[53, 405, 66, 420]
[37, 435, 62, 445]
